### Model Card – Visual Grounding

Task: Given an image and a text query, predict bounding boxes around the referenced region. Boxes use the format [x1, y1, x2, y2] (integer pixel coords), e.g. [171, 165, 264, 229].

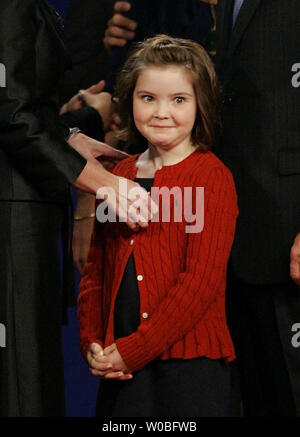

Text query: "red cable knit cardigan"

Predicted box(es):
[78, 150, 238, 371]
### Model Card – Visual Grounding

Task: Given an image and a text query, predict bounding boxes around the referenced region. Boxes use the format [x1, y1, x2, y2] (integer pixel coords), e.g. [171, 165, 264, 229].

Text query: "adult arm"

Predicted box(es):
[61, 106, 105, 142]
[0, 1, 154, 229]
[0, 0, 86, 195]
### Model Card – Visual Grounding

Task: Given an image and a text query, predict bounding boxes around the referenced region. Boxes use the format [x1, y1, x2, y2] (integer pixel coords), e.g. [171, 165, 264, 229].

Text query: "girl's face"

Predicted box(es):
[133, 65, 197, 151]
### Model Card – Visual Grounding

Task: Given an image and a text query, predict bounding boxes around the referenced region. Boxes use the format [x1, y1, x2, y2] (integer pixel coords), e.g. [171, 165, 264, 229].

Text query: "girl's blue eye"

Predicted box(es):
[174, 97, 185, 104]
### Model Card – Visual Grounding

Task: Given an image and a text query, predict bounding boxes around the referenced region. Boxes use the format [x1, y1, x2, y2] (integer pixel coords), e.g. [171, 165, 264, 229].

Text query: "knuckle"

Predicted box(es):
[111, 38, 123, 47]
[107, 25, 117, 36]
[290, 247, 299, 259]
[113, 14, 122, 25]
[115, 2, 127, 12]
[126, 30, 134, 39]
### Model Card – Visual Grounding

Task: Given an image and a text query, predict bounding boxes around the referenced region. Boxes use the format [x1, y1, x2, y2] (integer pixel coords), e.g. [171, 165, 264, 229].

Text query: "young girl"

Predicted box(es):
[78, 34, 238, 417]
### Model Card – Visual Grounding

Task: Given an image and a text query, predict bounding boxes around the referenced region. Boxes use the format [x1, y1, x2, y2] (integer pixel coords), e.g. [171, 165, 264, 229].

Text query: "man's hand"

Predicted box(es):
[103, 0, 218, 53]
[290, 232, 300, 286]
[87, 342, 133, 380]
[78, 90, 114, 131]
[103, 1, 137, 52]
[59, 80, 106, 115]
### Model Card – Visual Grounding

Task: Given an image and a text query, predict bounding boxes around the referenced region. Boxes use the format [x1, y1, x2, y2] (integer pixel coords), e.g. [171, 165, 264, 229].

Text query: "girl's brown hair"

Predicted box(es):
[115, 34, 221, 151]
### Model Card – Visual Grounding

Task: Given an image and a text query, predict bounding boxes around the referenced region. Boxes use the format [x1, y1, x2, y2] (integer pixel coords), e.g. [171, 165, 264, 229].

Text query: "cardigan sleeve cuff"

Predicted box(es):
[115, 334, 155, 372]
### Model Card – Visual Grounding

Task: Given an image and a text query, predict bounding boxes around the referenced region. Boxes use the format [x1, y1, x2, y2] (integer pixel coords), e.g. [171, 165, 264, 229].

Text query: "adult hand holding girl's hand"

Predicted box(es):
[87, 342, 133, 380]
[70, 134, 158, 231]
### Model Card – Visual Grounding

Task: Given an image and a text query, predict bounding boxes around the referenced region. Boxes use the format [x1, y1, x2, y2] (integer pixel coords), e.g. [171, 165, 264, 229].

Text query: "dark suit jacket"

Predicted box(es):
[216, 0, 300, 284]
[0, 0, 86, 203]
[61, 0, 114, 102]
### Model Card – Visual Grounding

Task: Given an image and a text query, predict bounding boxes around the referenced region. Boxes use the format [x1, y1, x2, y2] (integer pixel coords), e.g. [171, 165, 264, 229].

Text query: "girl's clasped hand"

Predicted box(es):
[87, 342, 133, 381]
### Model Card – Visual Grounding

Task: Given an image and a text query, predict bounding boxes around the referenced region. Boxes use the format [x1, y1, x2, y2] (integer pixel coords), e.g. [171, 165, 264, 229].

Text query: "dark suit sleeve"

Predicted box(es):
[60, 107, 105, 141]
[0, 0, 86, 195]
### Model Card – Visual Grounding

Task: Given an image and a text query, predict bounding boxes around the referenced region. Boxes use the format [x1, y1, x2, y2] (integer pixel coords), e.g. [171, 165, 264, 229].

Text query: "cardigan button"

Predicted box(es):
[137, 275, 143, 281]
[130, 239, 134, 245]
[142, 312, 149, 319]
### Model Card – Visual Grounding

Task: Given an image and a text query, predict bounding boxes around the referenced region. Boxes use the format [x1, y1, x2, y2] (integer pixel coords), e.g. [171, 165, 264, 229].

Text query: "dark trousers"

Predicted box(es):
[0, 201, 66, 417]
[227, 270, 298, 417]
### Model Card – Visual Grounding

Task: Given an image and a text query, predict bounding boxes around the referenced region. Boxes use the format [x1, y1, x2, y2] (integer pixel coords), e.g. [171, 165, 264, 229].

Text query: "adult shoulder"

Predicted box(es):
[0, 0, 39, 31]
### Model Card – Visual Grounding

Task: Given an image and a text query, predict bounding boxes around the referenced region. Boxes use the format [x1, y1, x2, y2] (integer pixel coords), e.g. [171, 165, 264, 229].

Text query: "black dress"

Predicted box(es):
[95, 178, 231, 417]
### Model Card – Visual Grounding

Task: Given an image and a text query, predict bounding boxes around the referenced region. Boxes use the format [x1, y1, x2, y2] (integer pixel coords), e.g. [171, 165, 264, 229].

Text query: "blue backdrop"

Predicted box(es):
[47, 0, 71, 20]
